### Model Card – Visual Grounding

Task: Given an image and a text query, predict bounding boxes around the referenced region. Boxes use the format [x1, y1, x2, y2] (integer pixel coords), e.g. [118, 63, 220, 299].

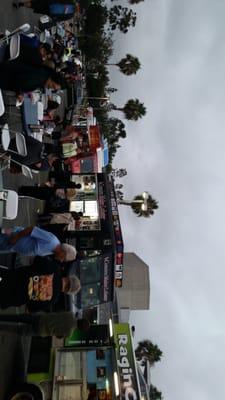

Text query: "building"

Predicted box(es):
[116, 252, 150, 322]
[65, 173, 124, 310]
[26, 322, 147, 400]
[19, 180, 151, 400]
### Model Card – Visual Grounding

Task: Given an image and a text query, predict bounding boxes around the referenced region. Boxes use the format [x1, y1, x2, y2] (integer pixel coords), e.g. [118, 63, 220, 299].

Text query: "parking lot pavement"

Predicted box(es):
[0, 166, 47, 397]
[2, 169, 45, 228]
[0, 331, 19, 400]
[0, 4, 72, 396]
[0, 169, 46, 268]
[1, 0, 39, 33]
[0, 170, 46, 397]
[0, 167, 51, 397]
[0, 4, 41, 396]
[0, 307, 31, 400]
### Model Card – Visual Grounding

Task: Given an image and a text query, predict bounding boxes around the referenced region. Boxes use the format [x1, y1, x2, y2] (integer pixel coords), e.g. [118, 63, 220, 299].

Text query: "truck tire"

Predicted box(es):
[8, 383, 43, 400]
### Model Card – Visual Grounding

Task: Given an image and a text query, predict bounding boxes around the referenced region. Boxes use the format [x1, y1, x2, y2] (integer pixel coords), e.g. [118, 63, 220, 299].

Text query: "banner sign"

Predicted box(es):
[109, 179, 124, 287]
[102, 254, 112, 302]
[98, 181, 107, 221]
[114, 324, 141, 400]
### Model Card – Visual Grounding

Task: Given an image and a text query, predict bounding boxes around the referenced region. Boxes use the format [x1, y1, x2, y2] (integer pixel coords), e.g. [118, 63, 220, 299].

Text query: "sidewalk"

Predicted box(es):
[0, 4, 73, 397]
[0, 168, 42, 399]
[0, 306, 31, 400]
[0, 169, 46, 267]
[0, 4, 42, 398]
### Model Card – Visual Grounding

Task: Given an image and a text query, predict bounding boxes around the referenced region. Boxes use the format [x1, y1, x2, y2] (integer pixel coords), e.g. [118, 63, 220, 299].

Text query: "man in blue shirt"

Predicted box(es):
[0, 226, 76, 262]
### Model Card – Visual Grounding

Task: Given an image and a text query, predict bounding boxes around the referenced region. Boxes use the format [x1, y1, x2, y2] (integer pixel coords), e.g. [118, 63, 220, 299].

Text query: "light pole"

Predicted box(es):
[83, 96, 111, 110]
[118, 191, 151, 210]
[117, 191, 157, 218]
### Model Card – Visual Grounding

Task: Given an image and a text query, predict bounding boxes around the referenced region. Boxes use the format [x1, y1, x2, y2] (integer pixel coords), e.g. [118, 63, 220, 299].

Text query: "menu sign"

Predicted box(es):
[98, 181, 107, 220]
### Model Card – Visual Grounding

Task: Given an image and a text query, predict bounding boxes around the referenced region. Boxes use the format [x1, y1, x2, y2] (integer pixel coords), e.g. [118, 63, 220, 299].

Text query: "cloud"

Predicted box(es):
[109, 0, 225, 399]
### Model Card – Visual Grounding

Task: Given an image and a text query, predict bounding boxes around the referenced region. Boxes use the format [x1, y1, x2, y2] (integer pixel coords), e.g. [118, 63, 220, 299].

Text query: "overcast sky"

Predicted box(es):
[109, 0, 225, 399]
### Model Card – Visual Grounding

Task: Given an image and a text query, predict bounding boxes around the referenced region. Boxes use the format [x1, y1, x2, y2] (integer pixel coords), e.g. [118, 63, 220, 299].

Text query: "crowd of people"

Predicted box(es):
[0, 1, 92, 338]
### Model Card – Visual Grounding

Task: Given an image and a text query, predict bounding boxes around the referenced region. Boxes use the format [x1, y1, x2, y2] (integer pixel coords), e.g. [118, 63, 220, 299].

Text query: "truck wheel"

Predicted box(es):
[8, 383, 43, 400]
[10, 394, 33, 400]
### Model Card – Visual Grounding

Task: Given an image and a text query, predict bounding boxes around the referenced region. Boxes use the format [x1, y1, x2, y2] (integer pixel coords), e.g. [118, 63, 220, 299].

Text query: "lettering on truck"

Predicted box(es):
[117, 334, 137, 400]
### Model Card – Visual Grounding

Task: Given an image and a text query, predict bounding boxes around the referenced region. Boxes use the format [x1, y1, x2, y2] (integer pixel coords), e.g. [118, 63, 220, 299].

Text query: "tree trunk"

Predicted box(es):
[118, 199, 144, 205]
[118, 199, 132, 206]
[111, 106, 124, 111]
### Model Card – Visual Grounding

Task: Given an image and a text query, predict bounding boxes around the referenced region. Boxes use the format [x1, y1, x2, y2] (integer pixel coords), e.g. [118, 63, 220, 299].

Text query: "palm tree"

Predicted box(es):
[135, 340, 163, 366]
[149, 385, 163, 400]
[118, 192, 158, 218]
[112, 98, 146, 121]
[107, 54, 141, 75]
[111, 0, 144, 4]
[108, 5, 137, 33]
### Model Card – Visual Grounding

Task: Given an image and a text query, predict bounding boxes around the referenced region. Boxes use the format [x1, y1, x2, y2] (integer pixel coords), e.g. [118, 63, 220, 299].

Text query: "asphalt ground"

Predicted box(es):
[0, 4, 55, 399]
[0, 3, 84, 396]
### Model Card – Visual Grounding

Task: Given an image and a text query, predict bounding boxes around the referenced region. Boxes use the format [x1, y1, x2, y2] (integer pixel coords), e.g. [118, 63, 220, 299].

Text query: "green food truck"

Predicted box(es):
[8, 323, 143, 400]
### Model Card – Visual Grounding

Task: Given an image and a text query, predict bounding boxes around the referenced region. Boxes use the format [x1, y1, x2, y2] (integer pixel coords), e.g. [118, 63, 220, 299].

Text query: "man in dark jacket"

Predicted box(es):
[0, 256, 80, 311]
[0, 61, 63, 92]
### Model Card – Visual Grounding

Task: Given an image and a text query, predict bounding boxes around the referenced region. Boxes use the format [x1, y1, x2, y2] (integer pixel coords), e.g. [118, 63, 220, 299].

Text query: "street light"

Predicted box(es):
[142, 191, 149, 199]
[141, 202, 148, 212]
[132, 191, 150, 211]
[141, 191, 149, 212]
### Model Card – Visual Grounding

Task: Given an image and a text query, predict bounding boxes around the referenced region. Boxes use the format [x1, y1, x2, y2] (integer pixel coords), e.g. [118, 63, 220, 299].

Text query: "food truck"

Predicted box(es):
[9, 324, 143, 400]
[67, 126, 109, 174]
[8, 176, 124, 400]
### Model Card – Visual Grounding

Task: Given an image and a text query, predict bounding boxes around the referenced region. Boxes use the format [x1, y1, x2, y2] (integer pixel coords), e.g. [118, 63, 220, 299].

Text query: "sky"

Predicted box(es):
[108, 0, 225, 399]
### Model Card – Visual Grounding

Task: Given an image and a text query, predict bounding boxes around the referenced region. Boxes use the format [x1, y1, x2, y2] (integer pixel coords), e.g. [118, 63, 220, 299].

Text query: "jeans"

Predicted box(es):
[0, 227, 24, 253]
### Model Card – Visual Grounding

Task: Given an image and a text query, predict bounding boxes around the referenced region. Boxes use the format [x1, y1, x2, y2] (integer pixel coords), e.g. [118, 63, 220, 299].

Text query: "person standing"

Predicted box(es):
[0, 226, 77, 261]
[0, 256, 81, 310]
